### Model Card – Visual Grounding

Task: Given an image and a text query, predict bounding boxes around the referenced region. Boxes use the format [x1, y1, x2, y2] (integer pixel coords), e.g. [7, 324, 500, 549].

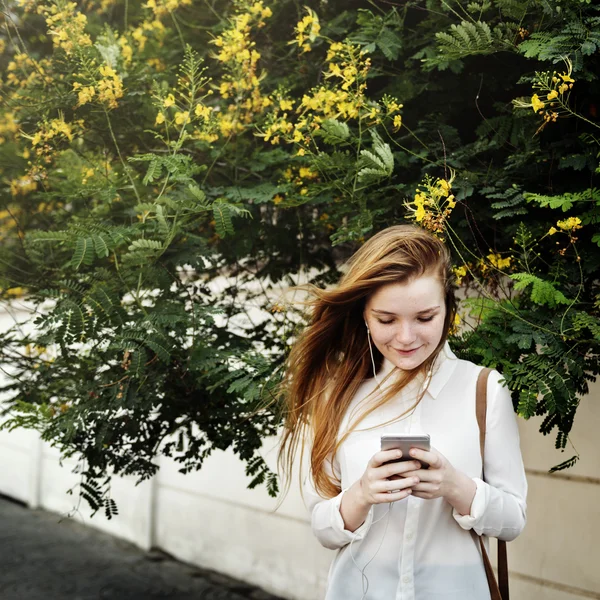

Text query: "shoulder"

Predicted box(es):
[446, 349, 507, 390]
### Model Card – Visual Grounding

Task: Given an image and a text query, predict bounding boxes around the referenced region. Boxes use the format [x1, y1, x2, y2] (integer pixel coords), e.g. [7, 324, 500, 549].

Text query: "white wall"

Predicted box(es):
[1, 304, 599, 599]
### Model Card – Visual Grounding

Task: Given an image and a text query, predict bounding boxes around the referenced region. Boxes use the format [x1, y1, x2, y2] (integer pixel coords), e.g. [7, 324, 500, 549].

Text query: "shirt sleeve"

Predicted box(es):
[453, 369, 528, 541]
[303, 456, 374, 550]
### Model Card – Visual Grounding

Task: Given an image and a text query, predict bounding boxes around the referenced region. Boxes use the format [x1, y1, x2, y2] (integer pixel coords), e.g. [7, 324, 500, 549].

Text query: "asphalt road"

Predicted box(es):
[0, 495, 284, 600]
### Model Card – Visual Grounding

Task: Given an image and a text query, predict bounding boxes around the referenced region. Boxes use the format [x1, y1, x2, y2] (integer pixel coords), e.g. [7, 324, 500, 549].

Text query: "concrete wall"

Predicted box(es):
[1, 304, 599, 599]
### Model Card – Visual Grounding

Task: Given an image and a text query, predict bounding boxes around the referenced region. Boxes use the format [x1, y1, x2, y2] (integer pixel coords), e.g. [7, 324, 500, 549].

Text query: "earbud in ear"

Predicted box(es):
[364, 320, 370, 332]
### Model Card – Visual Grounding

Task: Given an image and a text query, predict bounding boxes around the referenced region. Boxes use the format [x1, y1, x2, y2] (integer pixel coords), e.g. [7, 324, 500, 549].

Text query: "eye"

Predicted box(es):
[376, 319, 394, 325]
[417, 316, 435, 323]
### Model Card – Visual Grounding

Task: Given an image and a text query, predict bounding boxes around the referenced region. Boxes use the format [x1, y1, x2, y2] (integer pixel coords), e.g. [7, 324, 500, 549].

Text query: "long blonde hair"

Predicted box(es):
[278, 225, 457, 499]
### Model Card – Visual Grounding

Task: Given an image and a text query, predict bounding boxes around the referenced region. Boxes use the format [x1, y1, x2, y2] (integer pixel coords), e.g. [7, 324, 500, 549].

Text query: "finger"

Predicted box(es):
[409, 447, 440, 469]
[374, 489, 412, 504]
[375, 460, 421, 480]
[370, 449, 404, 468]
[406, 468, 436, 482]
[385, 460, 422, 478]
[376, 476, 419, 494]
[411, 482, 438, 493]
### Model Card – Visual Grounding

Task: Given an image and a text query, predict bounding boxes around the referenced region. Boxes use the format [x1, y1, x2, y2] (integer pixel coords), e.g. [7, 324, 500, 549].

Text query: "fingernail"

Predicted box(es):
[397, 450, 402, 457]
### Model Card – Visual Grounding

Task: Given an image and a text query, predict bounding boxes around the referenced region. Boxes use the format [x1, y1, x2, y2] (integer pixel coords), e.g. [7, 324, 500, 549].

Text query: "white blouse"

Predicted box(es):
[304, 343, 527, 600]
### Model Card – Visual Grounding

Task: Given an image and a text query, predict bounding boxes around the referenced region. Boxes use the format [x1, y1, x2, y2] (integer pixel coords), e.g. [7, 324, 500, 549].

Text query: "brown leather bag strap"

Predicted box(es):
[475, 367, 509, 600]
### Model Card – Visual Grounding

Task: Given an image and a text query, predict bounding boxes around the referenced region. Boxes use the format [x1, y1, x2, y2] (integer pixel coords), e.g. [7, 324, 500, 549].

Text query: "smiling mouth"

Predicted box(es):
[393, 347, 420, 354]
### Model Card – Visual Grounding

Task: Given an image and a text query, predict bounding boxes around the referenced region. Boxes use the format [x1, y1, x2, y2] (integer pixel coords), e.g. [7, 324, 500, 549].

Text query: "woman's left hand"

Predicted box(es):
[400, 447, 477, 515]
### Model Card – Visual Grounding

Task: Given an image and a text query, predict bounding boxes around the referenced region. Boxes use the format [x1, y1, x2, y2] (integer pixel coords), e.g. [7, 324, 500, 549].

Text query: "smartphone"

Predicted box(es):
[380, 433, 431, 469]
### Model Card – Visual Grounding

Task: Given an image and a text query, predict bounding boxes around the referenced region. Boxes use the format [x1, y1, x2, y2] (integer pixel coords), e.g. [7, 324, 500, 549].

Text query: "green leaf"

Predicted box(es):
[320, 119, 351, 145]
[510, 273, 571, 307]
[358, 131, 394, 182]
[92, 235, 110, 258]
[71, 237, 95, 270]
[128, 239, 163, 252]
[212, 200, 234, 237]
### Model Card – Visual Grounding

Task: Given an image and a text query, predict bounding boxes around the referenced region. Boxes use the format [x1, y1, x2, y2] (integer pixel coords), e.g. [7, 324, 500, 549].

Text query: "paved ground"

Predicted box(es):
[0, 495, 285, 600]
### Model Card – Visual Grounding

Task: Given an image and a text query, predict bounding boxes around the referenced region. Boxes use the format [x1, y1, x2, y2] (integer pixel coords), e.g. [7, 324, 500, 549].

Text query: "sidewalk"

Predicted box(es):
[0, 495, 285, 600]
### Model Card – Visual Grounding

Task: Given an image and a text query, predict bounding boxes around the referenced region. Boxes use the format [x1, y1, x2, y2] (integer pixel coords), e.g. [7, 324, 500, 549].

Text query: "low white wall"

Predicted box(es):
[1, 304, 599, 599]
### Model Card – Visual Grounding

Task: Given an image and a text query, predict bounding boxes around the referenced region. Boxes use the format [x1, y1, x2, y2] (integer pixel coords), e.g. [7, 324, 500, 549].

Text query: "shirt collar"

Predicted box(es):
[377, 341, 458, 399]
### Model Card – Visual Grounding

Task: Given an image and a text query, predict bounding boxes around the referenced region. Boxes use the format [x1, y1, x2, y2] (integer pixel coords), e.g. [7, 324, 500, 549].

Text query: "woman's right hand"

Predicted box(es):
[357, 449, 421, 506]
[340, 449, 421, 532]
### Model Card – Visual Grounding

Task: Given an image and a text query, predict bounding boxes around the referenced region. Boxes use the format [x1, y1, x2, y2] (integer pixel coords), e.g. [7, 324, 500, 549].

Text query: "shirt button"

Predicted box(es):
[406, 533, 414, 541]
[403, 575, 411, 584]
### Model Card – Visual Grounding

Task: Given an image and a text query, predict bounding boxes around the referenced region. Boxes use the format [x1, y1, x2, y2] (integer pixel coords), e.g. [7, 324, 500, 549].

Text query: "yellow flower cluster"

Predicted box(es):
[272, 165, 320, 204]
[487, 251, 512, 270]
[144, 0, 191, 18]
[515, 59, 577, 134]
[257, 41, 403, 156]
[210, 2, 273, 137]
[25, 116, 84, 169]
[130, 19, 166, 52]
[154, 88, 216, 139]
[0, 113, 19, 144]
[97, 65, 124, 109]
[43, 2, 92, 55]
[73, 65, 124, 110]
[556, 216, 582, 232]
[291, 7, 321, 53]
[5, 53, 53, 89]
[529, 69, 575, 116]
[406, 174, 456, 235]
[30, 117, 74, 147]
[10, 176, 38, 197]
[119, 36, 134, 65]
[453, 265, 468, 285]
[81, 167, 95, 185]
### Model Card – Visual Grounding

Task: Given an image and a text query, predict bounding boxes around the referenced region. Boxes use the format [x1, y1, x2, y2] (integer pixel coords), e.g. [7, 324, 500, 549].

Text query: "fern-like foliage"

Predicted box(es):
[357, 131, 394, 182]
[510, 273, 571, 307]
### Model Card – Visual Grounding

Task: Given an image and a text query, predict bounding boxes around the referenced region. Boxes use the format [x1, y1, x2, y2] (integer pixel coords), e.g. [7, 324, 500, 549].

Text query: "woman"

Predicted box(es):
[279, 225, 527, 600]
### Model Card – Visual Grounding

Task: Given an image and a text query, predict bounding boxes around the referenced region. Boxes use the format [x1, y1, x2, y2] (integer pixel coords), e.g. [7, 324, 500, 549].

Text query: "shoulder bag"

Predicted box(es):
[472, 367, 509, 600]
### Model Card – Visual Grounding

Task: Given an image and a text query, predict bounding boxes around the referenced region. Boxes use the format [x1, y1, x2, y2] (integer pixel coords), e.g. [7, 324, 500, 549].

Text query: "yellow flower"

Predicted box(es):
[453, 266, 467, 285]
[438, 179, 451, 196]
[174, 111, 189, 125]
[279, 99, 293, 111]
[155, 112, 165, 125]
[548, 226, 558, 236]
[547, 90, 558, 101]
[393, 114, 402, 130]
[487, 252, 512, 270]
[531, 94, 545, 113]
[163, 93, 176, 108]
[559, 73, 575, 83]
[76, 85, 96, 106]
[558, 83, 569, 95]
[194, 104, 212, 120]
[556, 217, 582, 232]
[99, 65, 117, 78]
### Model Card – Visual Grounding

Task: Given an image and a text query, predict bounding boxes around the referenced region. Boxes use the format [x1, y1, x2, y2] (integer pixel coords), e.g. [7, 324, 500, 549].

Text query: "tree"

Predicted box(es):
[0, 0, 598, 515]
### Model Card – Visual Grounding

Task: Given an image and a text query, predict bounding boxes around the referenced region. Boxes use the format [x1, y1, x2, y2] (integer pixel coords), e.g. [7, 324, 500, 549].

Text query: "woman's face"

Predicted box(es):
[364, 274, 447, 371]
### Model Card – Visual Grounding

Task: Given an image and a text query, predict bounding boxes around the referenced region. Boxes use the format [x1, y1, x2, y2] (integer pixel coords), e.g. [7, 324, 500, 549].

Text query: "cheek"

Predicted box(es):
[424, 317, 446, 340]
[370, 325, 394, 346]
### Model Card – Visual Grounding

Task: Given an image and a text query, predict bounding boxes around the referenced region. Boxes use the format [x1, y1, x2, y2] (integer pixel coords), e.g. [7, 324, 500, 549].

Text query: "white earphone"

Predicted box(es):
[365, 319, 381, 387]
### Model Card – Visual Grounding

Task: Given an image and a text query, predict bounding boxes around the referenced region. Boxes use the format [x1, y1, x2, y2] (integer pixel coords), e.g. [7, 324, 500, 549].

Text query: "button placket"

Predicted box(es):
[396, 495, 420, 600]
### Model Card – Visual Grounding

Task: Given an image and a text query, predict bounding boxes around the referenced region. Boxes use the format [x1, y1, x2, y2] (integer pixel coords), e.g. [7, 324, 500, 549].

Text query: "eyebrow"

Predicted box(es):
[371, 306, 441, 316]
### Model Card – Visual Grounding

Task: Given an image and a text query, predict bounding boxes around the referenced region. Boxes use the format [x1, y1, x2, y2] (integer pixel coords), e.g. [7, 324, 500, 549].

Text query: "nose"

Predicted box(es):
[394, 321, 416, 346]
